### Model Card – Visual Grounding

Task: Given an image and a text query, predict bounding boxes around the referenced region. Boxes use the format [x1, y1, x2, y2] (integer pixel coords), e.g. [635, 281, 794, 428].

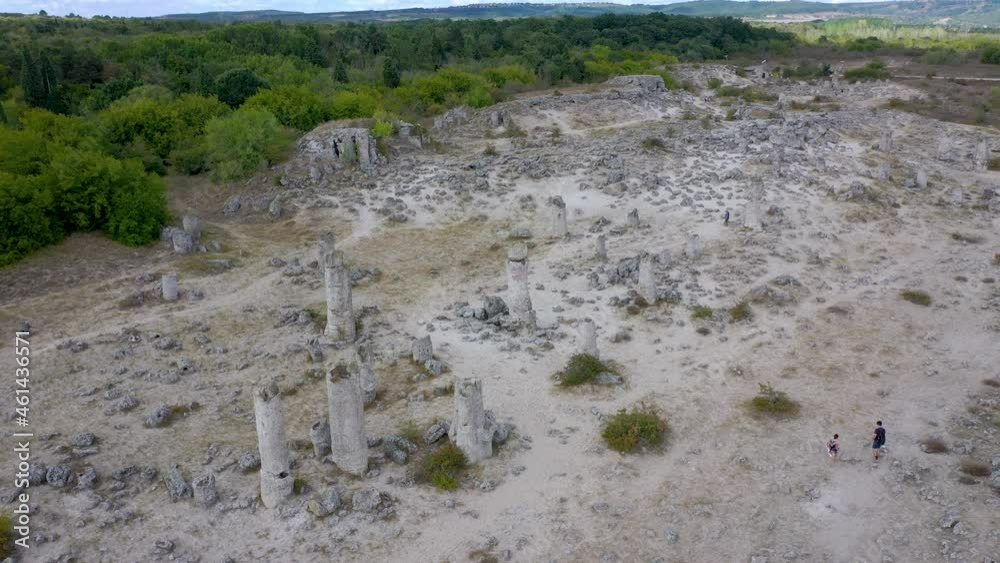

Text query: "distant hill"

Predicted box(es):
[159, 1, 1000, 27]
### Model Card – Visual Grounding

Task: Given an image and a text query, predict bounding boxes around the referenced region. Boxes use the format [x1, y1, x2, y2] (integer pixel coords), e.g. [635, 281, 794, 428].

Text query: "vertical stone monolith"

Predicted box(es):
[549, 196, 568, 238]
[627, 208, 639, 228]
[686, 233, 702, 259]
[637, 253, 657, 304]
[974, 139, 989, 171]
[253, 380, 293, 508]
[326, 362, 368, 476]
[411, 336, 433, 363]
[356, 343, 378, 406]
[318, 232, 336, 264]
[506, 243, 534, 325]
[936, 137, 949, 161]
[448, 378, 493, 464]
[323, 250, 356, 343]
[182, 215, 202, 242]
[595, 235, 607, 262]
[310, 419, 331, 458]
[915, 169, 928, 190]
[162, 273, 179, 301]
[879, 130, 893, 152]
[743, 185, 764, 231]
[579, 319, 598, 358]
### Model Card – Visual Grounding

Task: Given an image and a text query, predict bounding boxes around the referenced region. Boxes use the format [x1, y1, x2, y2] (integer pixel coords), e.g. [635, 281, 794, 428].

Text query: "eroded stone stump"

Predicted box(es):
[506, 243, 534, 325]
[323, 249, 356, 343]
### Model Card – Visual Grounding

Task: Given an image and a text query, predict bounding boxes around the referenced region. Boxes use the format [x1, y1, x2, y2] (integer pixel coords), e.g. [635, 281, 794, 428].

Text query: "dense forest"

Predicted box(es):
[0, 13, 793, 265]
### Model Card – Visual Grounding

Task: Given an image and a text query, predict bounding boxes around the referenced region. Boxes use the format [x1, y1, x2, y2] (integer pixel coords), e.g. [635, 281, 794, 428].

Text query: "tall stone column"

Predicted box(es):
[974, 139, 989, 171]
[637, 253, 657, 304]
[915, 169, 928, 190]
[326, 362, 368, 476]
[879, 130, 893, 152]
[549, 196, 568, 238]
[318, 232, 336, 264]
[356, 343, 378, 407]
[161, 273, 179, 301]
[743, 185, 764, 231]
[936, 137, 949, 161]
[448, 378, 493, 464]
[686, 234, 702, 259]
[506, 243, 534, 325]
[579, 318, 598, 358]
[253, 380, 293, 508]
[595, 235, 607, 262]
[626, 208, 639, 228]
[411, 336, 433, 363]
[323, 249, 356, 343]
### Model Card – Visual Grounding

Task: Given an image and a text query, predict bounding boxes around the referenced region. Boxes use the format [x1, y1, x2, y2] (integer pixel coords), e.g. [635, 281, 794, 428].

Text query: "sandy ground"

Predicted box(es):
[0, 66, 998, 563]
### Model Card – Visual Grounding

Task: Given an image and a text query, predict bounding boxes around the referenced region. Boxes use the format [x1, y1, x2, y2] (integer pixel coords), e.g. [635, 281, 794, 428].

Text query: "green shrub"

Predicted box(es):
[921, 48, 963, 66]
[716, 85, 776, 102]
[601, 404, 668, 454]
[417, 442, 467, 490]
[244, 85, 330, 131]
[398, 419, 421, 444]
[749, 383, 800, 416]
[844, 60, 890, 83]
[557, 353, 617, 386]
[371, 120, 394, 139]
[641, 137, 665, 151]
[950, 233, 983, 244]
[900, 290, 931, 306]
[691, 305, 713, 320]
[706, 77, 723, 89]
[959, 458, 991, 476]
[729, 301, 752, 322]
[982, 44, 1000, 65]
[215, 68, 268, 108]
[0, 512, 11, 559]
[781, 62, 831, 79]
[846, 36, 884, 53]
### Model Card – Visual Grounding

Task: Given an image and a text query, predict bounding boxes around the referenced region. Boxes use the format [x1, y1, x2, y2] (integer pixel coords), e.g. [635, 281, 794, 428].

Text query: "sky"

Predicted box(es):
[2, 0, 894, 18]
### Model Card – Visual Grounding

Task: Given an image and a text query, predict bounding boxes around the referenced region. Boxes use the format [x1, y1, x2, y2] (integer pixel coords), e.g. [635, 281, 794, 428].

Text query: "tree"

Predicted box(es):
[20, 48, 45, 109]
[215, 68, 268, 108]
[244, 85, 329, 131]
[382, 57, 401, 88]
[203, 108, 289, 182]
[334, 60, 349, 83]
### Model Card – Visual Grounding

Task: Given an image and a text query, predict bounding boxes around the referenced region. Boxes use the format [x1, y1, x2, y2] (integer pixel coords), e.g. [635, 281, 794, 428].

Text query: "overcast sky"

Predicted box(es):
[3, 0, 892, 18]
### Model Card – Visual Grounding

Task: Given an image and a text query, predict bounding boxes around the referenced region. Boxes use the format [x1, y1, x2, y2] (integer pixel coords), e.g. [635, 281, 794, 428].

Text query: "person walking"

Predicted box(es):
[872, 420, 886, 461]
[723, 209, 730, 226]
[827, 433, 840, 463]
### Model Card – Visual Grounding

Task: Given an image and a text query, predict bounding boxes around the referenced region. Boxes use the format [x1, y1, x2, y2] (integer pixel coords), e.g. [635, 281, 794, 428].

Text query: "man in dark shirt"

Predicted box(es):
[872, 420, 886, 461]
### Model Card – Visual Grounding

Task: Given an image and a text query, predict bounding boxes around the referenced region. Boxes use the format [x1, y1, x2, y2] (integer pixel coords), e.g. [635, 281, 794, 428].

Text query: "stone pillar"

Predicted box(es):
[411, 336, 433, 363]
[356, 344, 378, 406]
[915, 169, 928, 190]
[579, 318, 598, 358]
[310, 419, 331, 458]
[161, 273, 179, 301]
[627, 208, 639, 228]
[506, 243, 533, 324]
[549, 196, 567, 238]
[876, 163, 891, 181]
[326, 362, 368, 476]
[448, 378, 493, 464]
[637, 253, 657, 304]
[743, 185, 764, 231]
[772, 147, 785, 178]
[686, 234, 702, 259]
[323, 250, 356, 343]
[936, 137, 949, 161]
[879, 130, 893, 152]
[318, 232, 336, 265]
[253, 380, 293, 508]
[182, 215, 202, 241]
[974, 139, 989, 171]
[595, 235, 607, 262]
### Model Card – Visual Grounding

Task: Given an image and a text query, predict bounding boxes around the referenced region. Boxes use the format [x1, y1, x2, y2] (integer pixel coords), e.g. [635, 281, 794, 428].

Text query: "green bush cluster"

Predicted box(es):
[749, 383, 800, 416]
[780, 62, 831, 79]
[900, 290, 932, 306]
[556, 353, 617, 386]
[716, 85, 777, 102]
[601, 404, 668, 454]
[843, 60, 890, 83]
[416, 443, 467, 491]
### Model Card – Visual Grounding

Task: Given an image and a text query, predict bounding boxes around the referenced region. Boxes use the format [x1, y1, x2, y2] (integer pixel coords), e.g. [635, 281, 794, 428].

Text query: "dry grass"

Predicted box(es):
[920, 436, 949, 453]
[958, 458, 991, 477]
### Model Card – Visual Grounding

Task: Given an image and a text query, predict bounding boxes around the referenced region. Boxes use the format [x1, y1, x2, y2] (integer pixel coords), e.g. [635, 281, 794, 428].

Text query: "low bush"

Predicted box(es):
[602, 404, 668, 454]
[749, 383, 800, 416]
[958, 458, 991, 477]
[641, 137, 665, 151]
[920, 436, 948, 453]
[729, 301, 752, 322]
[844, 60, 890, 83]
[900, 290, 932, 306]
[950, 233, 983, 244]
[691, 305, 713, 320]
[399, 419, 422, 444]
[0, 512, 11, 559]
[416, 442, 467, 490]
[706, 77, 723, 89]
[556, 354, 617, 386]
